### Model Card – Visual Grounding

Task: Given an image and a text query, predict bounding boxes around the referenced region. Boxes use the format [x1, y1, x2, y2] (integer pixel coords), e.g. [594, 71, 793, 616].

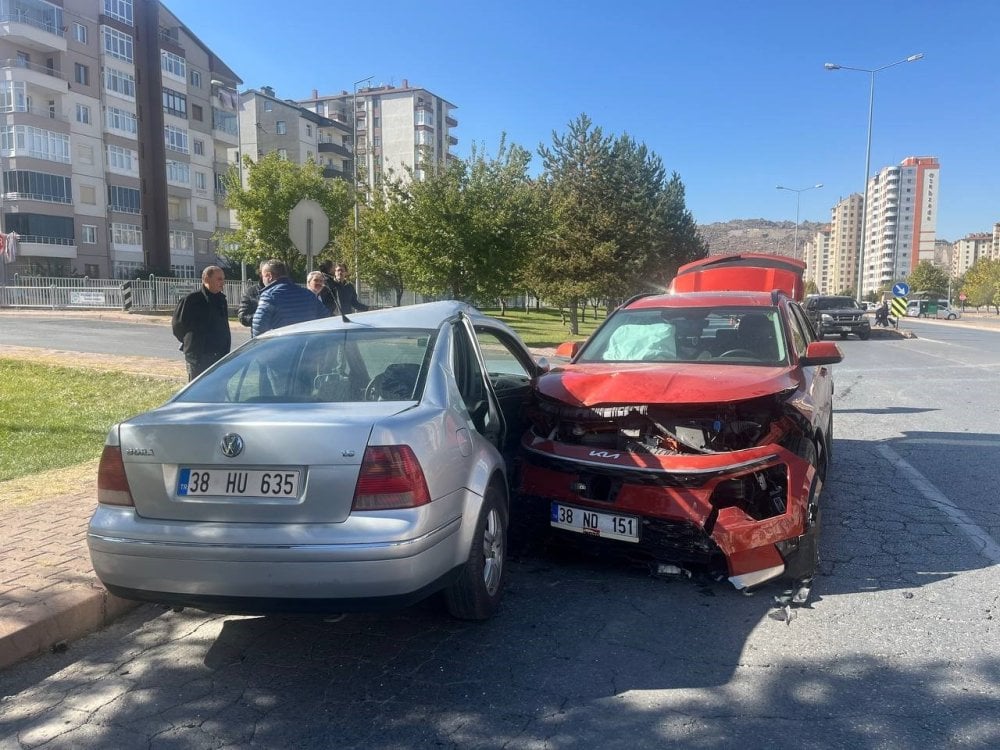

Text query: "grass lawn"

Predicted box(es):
[479, 306, 607, 348]
[0, 359, 181, 484]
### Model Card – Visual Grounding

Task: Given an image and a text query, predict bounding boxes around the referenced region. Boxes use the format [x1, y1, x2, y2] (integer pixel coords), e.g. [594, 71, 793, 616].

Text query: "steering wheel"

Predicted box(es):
[719, 349, 758, 359]
[364, 374, 384, 401]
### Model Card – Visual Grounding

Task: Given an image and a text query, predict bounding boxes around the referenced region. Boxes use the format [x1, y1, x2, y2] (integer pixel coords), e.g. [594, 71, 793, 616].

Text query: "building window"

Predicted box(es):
[193, 138, 205, 156]
[306, 124, 312, 136]
[191, 104, 203, 122]
[194, 171, 207, 190]
[167, 196, 188, 220]
[105, 105, 137, 136]
[73, 23, 88, 44]
[169, 230, 194, 252]
[277, 148, 288, 160]
[264, 100, 273, 112]
[161, 50, 186, 79]
[162, 88, 187, 118]
[108, 185, 141, 214]
[111, 222, 142, 246]
[85, 263, 100, 277]
[211, 108, 237, 136]
[80, 184, 96, 204]
[196, 204, 208, 222]
[2, 170, 72, 203]
[164, 124, 189, 153]
[276, 120, 287, 135]
[74, 63, 89, 86]
[104, 67, 136, 99]
[166, 160, 190, 185]
[75, 104, 91, 124]
[104, 0, 134, 26]
[1, 124, 71, 163]
[81, 225, 97, 244]
[171, 264, 196, 278]
[102, 26, 134, 63]
[107, 144, 138, 174]
[190, 70, 202, 88]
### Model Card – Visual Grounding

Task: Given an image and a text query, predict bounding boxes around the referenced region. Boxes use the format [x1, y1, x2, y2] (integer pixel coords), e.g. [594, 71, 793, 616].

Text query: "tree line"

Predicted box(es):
[219, 114, 707, 333]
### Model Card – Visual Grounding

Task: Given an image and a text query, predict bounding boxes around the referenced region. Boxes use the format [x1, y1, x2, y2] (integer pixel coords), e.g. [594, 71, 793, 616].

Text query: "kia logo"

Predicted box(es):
[221, 433, 244, 458]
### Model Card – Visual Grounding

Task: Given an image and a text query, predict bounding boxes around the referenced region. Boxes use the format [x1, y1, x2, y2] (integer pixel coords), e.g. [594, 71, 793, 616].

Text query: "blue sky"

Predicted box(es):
[165, 0, 998, 241]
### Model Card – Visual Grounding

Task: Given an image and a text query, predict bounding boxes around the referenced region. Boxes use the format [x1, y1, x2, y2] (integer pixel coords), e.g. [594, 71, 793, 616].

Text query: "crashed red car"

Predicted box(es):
[518, 254, 843, 590]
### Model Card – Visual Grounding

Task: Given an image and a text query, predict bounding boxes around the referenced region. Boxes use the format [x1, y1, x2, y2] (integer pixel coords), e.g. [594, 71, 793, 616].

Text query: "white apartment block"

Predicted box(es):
[802, 225, 832, 293]
[1, 0, 241, 279]
[992, 222, 1000, 261]
[238, 86, 352, 182]
[299, 79, 457, 192]
[861, 156, 939, 295]
[951, 232, 991, 277]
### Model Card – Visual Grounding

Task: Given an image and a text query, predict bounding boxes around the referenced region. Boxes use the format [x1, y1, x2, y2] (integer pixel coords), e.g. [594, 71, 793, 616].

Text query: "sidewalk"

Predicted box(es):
[0, 483, 139, 670]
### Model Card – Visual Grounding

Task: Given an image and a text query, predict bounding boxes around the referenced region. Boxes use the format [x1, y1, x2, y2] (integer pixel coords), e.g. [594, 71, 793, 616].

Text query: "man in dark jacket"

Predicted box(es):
[252, 258, 328, 337]
[172, 265, 231, 381]
[320, 260, 369, 315]
[237, 279, 260, 327]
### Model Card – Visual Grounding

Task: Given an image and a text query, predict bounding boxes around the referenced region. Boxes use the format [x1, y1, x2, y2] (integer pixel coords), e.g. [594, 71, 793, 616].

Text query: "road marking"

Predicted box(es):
[877, 443, 1000, 564]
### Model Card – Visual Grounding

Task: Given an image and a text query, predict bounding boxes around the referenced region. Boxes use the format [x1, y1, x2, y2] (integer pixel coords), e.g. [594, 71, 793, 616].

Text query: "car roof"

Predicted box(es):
[256, 300, 518, 337]
[626, 290, 779, 310]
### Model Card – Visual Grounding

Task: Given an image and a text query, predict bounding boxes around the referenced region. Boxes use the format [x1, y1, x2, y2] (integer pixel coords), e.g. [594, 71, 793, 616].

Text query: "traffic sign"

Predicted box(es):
[892, 282, 910, 298]
[890, 296, 907, 321]
[288, 198, 329, 269]
[959, 293, 967, 301]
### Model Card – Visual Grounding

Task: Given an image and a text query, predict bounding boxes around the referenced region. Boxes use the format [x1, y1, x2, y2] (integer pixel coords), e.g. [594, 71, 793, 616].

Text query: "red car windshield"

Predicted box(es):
[577, 307, 788, 365]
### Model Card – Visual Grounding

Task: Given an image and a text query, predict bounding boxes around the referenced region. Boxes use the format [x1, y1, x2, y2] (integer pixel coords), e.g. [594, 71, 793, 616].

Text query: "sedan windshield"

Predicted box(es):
[577, 307, 787, 365]
[176, 329, 437, 404]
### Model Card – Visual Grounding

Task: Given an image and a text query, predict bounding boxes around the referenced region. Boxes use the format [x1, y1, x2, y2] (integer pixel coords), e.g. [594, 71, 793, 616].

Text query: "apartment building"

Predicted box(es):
[802, 225, 832, 293]
[860, 156, 939, 295]
[0, 0, 241, 278]
[951, 232, 992, 277]
[238, 86, 352, 181]
[826, 193, 863, 294]
[298, 80, 458, 191]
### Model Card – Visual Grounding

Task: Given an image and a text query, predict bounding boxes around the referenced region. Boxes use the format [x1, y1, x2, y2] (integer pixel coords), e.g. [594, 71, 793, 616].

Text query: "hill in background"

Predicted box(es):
[698, 219, 826, 258]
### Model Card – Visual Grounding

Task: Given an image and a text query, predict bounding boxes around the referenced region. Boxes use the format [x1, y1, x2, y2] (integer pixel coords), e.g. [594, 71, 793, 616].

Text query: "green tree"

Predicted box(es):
[218, 153, 352, 278]
[961, 258, 1000, 314]
[905, 261, 949, 298]
[804, 280, 819, 296]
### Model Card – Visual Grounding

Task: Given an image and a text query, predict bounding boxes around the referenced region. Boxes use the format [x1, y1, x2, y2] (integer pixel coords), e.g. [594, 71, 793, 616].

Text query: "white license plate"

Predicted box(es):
[550, 503, 640, 543]
[177, 468, 300, 498]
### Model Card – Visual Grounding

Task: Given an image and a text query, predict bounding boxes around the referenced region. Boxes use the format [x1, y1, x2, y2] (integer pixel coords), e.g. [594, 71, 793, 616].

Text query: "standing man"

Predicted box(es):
[252, 258, 328, 337]
[172, 265, 231, 381]
[320, 260, 369, 315]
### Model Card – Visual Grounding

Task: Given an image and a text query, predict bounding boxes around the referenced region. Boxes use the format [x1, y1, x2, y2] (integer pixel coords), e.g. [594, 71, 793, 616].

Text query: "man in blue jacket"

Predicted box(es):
[251, 258, 328, 337]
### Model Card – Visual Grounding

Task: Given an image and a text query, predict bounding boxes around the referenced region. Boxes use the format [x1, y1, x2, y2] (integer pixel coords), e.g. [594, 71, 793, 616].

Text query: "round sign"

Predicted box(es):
[959, 293, 967, 301]
[892, 282, 910, 298]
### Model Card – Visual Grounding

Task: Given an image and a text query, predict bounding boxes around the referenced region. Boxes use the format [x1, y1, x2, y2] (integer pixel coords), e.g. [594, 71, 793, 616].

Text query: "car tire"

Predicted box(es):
[839, 332, 849, 340]
[444, 482, 508, 620]
[783, 436, 821, 580]
[858, 329, 871, 340]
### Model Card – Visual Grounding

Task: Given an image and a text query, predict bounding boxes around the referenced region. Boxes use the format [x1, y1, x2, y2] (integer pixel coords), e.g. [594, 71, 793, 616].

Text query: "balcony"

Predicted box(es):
[318, 141, 350, 157]
[0, 9, 67, 53]
[415, 100, 432, 112]
[323, 165, 347, 180]
[18, 235, 76, 259]
[0, 58, 67, 94]
[447, 134, 457, 146]
[445, 115, 458, 128]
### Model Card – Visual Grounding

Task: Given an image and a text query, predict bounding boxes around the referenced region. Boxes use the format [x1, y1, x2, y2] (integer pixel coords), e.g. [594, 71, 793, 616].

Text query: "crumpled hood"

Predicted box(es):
[536, 363, 800, 406]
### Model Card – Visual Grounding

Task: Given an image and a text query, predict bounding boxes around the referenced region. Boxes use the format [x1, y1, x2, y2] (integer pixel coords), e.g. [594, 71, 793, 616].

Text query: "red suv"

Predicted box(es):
[518, 255, 843, 590]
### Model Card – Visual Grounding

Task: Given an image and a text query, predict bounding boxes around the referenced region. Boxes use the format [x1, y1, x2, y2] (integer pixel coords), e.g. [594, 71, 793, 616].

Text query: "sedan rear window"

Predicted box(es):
[175, 329, 436, 404]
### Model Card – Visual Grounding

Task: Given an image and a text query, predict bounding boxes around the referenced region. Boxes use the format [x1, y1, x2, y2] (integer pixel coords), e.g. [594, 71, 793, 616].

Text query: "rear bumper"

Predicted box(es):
[519, 439, 816, 588]
[87, 504, 470, 612]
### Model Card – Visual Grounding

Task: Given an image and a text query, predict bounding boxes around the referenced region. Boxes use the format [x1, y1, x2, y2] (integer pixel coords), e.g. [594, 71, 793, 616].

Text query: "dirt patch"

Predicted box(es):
[0, 460, 98, 511]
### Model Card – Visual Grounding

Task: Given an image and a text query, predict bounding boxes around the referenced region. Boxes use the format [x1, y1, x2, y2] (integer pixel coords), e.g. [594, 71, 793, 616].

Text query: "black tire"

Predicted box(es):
[839, 332, 849, 340]
[783, 436, 821, 580]
[444, 482, 508, 620]
[857, 329, 871, 340]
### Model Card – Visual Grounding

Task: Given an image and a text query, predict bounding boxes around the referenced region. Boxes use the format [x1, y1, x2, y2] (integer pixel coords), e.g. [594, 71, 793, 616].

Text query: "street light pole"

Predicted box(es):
[824, 53, 923, 301]
[776, 183, 823, 254]
[352, 75, 373, 288]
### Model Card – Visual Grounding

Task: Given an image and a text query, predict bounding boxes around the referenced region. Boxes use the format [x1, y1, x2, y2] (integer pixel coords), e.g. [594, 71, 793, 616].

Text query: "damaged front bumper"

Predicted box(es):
[518, 433, 817, 589]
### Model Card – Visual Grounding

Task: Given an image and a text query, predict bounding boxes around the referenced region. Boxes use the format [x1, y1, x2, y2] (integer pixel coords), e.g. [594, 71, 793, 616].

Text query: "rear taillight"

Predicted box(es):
[352, 445, 431, 510]
[97, 445, 135, 506]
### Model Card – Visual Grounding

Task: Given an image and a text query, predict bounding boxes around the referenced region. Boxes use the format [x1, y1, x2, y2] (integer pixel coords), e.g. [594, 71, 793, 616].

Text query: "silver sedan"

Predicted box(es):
[88, 301, 545, 620]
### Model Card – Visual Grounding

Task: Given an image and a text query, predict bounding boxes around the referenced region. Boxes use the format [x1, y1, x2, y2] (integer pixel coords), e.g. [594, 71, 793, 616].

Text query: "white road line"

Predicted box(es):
[877, 443, 1000, 564]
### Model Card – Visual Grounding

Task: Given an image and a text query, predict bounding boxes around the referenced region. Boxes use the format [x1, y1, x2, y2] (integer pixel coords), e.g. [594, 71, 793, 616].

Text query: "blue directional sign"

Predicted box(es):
[892, 282, 910, 298]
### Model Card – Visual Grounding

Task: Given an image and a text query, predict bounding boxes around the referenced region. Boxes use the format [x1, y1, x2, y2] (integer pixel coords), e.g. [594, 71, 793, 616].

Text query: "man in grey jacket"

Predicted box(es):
[251, 259, 328, 337]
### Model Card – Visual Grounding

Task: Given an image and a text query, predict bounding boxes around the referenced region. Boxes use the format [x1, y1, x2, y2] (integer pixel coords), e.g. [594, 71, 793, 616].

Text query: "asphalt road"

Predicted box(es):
[1, 316, 998, 748]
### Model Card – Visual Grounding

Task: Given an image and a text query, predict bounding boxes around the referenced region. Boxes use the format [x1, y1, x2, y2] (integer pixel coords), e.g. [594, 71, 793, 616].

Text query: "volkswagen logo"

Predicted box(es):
[220, 433, 244, 458]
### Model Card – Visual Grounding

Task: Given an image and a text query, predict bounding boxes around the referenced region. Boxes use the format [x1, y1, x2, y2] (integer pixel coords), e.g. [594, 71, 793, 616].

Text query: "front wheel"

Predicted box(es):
[444, 483, 508, 620]
[783, 436, 822, 581]
[858, 329, 871, 340]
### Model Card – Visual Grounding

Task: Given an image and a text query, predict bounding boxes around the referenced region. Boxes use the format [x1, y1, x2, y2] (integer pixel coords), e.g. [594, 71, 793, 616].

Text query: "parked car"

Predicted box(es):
[518, 254, 843, 591]
[803, 295, 872, 340]
[905, 299, 961, 320]
[89, 301, 546, 620]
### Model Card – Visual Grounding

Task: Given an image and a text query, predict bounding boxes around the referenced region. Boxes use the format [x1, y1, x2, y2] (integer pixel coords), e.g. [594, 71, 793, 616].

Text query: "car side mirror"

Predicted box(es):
[555, 341, 580, 359]
[800, 340, 844, 366]
[535, 356, 551, 373]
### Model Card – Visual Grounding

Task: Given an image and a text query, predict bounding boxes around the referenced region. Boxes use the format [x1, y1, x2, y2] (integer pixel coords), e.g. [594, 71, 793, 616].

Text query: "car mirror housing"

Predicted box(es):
[555, 341, 580, 359]
[800, 340, 844, 366]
